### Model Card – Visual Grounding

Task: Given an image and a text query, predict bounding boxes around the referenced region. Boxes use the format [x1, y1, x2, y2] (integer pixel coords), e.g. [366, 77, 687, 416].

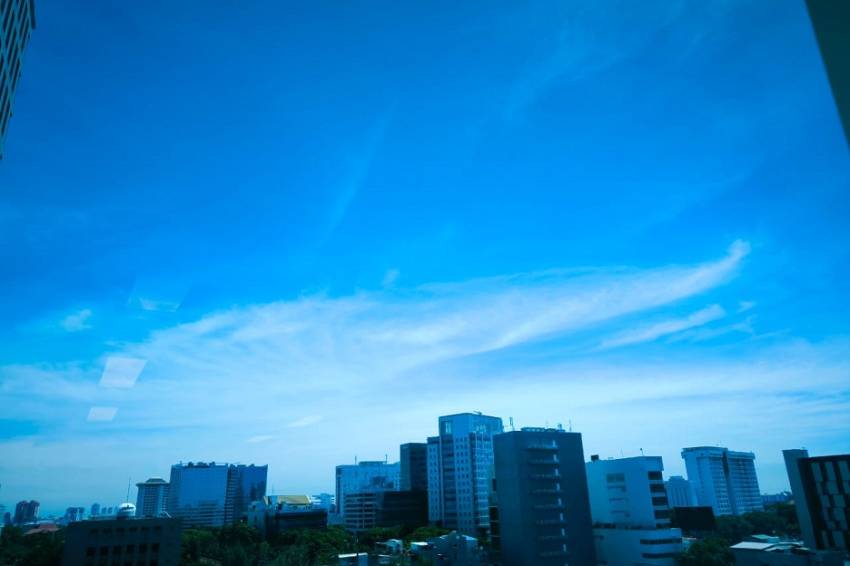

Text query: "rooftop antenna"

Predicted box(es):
[569, 419, 572, 432]
[509, 417, 515, 431]
[355, 455, 358, 465]
[126, 477, 131, 503]
[385, 454, 388, 464]
[640, 448, 644, 456]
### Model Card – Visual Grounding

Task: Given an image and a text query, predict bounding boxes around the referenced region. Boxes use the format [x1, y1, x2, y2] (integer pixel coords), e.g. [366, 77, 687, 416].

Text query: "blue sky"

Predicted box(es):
[1, 0, 849, 514]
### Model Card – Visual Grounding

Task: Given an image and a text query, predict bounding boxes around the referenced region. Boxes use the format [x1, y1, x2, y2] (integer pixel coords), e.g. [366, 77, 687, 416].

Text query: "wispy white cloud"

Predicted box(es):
[286, 415, 323, 429]
[60, 309, 92, 332]
[599, 304, 726, 350]
[7, 240, 839, 503]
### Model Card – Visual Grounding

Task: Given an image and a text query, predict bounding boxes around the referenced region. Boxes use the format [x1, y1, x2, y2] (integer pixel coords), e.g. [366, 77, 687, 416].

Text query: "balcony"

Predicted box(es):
[529, 473, 560, 480]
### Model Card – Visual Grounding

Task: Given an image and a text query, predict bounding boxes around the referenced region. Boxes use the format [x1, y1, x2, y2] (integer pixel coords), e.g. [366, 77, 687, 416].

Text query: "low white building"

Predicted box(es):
[594, 527, 684, 566]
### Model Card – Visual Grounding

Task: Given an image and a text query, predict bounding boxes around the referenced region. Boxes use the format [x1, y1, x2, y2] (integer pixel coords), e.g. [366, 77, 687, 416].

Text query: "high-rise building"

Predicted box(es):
[167, 462, 267, 527]
[400, 442, 428, 492]
[90, 503, 101, 517]
[665, 475, 697, 508]
[0, 0, 36, 158]
[491, 427, 596, 566]
[784, 449, 850, 552]
[682, 446, 763, 516]
[136, 478, 169, 517]
[427, 412, 503, 535]
[63, 507, 85, 524]
[13, 499, 38, 525]
[334, 460, 399, 520]
[586, 455, 683, 566]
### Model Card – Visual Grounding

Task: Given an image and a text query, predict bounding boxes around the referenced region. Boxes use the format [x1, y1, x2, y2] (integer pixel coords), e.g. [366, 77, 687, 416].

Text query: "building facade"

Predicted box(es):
[246, 495, 327, 538]
[62, 515, 182, 566]
[784, 449, 850, 553]
[427, 412, 503, 536]
[586, 455, 672, 528]
[167, 462, 267, 527]
[334, 460, 399, 521]
[400, 442, 428, 492]
[0, 0, 35, 158]
[492, 427, 596, 566]
[585, 455, 683, 566]
[13, 499, 38, 525]
[682, 446, 763, 516]
[342, 490, 427, 532]
[135, 478, 169, 517]
[665, 475, 697, 508]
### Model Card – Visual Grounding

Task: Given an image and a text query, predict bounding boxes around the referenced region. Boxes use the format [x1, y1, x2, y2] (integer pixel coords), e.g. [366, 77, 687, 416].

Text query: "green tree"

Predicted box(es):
[676, 537, 733, 566]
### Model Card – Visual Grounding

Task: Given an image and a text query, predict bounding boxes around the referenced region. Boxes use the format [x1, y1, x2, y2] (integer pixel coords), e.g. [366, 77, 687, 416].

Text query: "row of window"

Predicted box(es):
[85, 543, 161, 557]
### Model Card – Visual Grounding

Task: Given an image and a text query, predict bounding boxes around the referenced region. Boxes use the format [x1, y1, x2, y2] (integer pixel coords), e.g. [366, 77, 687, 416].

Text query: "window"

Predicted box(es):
[606, 473, 625, 483]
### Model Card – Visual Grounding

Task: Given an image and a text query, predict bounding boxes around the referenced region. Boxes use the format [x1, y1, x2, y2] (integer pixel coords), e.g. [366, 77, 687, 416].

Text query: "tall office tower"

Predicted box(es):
[12, 500, 38, 525]
[665, 475, 697, 508]
[90, 503, 101, 517]
[586, 455, 672, 528]
[427, 412, 503, 536]
[400, 442, 428, 492]
[682, 446, 763, 516]
[586, 455, 683, 566]
[167, 462, 267, 527]
[784, 449, 850, 552]
[335, 460, 399, 520]
[0, 0, 36, 158]
[136, 477, 170, 517]
[492, 427, 596, 566]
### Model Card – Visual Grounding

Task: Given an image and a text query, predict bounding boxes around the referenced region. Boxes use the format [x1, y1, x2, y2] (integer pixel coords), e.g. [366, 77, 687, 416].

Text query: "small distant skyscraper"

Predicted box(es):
[167, 462, 267, 527]
[90, 503, 101, 517]
[784, 448, 850, 552]
[492, 427, 596, 566]
[13, 500, 38, 525]
[682, 446, 763, 516]
[0, 0, 36, 158]
[586, 455, 683, 566]
[136, 477, 169, 517]
[665, 475, 697, 508]
[400, 443, 428, 492]
[427, 412, 503, 536]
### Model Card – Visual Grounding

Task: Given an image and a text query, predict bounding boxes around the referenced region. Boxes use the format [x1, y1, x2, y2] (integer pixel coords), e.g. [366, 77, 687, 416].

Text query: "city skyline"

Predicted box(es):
[1, 0, 849, 513]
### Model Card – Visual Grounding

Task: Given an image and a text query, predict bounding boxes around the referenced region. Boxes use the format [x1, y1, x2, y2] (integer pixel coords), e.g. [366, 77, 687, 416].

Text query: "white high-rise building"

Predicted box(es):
[586, 455, 683, 566]
[585, 455, 672, 529]
[135, 478, 169, 517]
[427, 412, 503, 535]
[664, 475, 697, 508]
[682, 446, 763, 516]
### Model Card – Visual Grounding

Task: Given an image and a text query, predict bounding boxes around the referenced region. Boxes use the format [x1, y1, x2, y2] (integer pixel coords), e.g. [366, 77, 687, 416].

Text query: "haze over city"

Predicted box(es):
[1, 0, 849, 517]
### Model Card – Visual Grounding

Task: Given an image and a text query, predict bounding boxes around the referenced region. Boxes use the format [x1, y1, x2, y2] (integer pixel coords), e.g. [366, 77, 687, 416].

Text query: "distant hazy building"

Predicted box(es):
[136, 478, 169, 517]
[13, 500, 38, 525]
[167, 462, 267, 527]
[63, 507, 85, 524]
[682, 446, 763, 516]
[400, 442, 428, 492]
[62, 506, 181, 566]
[0, 0, 36, 158]
[335, 460, 399, 521]
[491, 427, 596, 566]
[665, 475, 697, 508]
[784, 449, 850, 552]
[427, 412, 503, 535]
[247, 495, 327, 538]
[90, 503, 101, 518]
[761, 491, 793, 506]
